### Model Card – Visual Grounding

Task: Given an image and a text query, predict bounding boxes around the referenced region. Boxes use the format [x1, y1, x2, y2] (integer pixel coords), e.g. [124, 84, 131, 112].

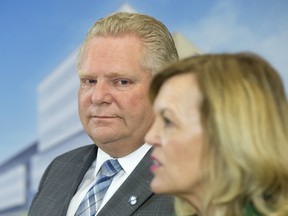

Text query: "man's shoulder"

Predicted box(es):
[53, 144, 97, 162]
[62, 144, 96, 155]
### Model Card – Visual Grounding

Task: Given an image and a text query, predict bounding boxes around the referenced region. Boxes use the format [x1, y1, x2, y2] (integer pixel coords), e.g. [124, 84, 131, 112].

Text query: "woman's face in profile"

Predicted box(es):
[145, 73, 206, 198]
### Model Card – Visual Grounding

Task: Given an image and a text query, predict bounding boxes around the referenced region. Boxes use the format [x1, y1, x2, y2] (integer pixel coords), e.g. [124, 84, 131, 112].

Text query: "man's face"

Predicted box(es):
[78, 35, 154, 157]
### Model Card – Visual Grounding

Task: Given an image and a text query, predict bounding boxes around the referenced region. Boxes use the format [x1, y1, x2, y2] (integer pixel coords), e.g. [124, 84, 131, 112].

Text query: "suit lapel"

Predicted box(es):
[60, 145, 98, 215]
[98, 149, 153, 216]
[29, 145, 98, 216]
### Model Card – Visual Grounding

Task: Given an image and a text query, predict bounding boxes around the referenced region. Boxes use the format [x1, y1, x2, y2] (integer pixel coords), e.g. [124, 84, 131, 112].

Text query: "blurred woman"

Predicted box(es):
[145, 53, 288, 216]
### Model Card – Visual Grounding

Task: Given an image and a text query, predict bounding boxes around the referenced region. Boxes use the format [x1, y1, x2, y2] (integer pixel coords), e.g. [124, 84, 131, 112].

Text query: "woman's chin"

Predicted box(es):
[150, 177, 170, 194]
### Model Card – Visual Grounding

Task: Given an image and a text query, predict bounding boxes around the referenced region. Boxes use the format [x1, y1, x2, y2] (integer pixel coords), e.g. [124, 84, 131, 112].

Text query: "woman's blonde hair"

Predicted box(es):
[77, 12, 178, 75]
[150, 53, 288, 216]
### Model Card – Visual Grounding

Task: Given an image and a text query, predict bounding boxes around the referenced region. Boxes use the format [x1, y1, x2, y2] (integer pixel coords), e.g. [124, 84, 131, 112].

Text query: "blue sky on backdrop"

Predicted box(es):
[0, 0, 287, 163]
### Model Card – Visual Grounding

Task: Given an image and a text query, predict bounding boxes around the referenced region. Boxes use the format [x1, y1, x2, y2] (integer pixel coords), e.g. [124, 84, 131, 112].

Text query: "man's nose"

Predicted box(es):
[91, 81, 113, 105]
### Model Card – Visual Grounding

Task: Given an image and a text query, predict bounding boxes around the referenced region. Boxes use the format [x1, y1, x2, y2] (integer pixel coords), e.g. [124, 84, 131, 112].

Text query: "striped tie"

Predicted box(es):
[75, 159, 122, 216]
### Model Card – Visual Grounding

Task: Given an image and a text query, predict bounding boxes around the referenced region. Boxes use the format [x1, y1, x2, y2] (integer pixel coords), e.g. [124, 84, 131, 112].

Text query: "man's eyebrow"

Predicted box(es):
[106, 71, 132, 78]
[78, 70, 90, 77]
[78, 71, 134, 79]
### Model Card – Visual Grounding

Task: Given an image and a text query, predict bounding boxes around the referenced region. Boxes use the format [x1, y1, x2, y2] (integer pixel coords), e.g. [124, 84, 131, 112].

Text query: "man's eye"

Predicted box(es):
[82, 79, 96, 85]
[115, 79, 130, 86]
[89, 79, 97, 84]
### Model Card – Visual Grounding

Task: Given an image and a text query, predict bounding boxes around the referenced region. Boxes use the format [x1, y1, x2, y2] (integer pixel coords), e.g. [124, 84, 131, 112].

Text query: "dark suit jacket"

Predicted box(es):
[28, 144, 174, 216]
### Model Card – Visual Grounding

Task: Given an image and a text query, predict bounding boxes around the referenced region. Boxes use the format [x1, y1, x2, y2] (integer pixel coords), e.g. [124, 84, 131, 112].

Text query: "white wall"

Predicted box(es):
[0, 165, 26, 210]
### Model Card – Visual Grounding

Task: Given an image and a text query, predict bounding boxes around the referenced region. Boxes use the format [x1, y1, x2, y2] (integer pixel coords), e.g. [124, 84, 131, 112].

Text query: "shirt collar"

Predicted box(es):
[94, 143, 151, 177]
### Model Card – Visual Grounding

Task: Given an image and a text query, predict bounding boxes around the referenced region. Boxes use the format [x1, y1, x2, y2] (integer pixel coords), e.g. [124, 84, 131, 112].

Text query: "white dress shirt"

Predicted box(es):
[66, 143, 151, 216]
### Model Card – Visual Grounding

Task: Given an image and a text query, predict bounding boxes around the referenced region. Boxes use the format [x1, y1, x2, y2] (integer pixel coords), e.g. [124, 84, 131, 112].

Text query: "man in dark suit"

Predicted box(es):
[28, 12, 179, 216]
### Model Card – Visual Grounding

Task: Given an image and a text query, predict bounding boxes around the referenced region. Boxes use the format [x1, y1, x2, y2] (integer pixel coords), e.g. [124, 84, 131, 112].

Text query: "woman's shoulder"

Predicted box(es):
[244, 202, 262, 216]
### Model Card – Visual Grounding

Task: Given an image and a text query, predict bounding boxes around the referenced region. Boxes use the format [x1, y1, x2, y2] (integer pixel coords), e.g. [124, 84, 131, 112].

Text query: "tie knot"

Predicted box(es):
[100, 159, 122, 177]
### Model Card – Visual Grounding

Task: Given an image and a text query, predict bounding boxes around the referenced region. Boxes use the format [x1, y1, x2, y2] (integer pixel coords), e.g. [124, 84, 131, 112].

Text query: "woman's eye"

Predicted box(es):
[163, 116, 173, 127]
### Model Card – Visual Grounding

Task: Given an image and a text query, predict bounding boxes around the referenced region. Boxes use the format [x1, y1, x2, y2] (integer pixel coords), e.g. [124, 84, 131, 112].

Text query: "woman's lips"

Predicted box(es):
[150, 156, 161, 173]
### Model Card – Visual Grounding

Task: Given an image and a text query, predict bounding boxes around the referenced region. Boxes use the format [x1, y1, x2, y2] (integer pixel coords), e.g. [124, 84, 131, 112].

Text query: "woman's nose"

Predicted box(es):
[145, 120, 161, 147]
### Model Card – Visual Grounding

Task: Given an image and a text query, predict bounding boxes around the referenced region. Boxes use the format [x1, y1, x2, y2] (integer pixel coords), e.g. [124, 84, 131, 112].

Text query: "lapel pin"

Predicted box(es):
[128, 195, 137, 205]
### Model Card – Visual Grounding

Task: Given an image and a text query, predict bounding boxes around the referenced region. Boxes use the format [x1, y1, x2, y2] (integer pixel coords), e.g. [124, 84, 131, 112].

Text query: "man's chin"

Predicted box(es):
[89, 132, 121, 144]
